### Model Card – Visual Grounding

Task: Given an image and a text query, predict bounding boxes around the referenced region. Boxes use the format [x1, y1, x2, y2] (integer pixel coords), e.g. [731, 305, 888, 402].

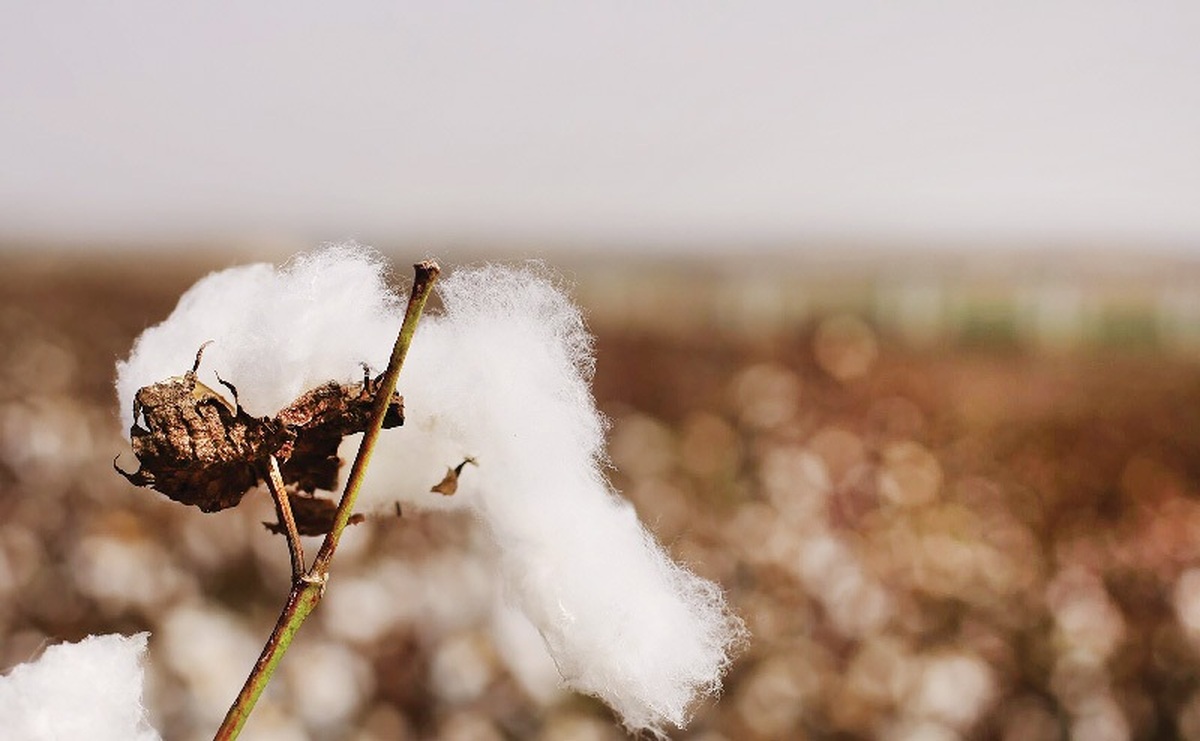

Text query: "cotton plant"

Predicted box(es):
[107, 245, 745, 738]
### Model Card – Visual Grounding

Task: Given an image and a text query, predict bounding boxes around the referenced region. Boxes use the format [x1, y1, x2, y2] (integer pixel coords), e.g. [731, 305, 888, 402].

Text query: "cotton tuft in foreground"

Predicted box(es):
[115, 246, 747, 734]
[0, 633, 161, 741]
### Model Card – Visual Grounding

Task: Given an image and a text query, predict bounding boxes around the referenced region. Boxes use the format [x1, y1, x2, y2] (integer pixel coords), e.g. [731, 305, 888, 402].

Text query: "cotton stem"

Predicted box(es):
[263, 454, 306, 580]
[212, 260, 440, 741]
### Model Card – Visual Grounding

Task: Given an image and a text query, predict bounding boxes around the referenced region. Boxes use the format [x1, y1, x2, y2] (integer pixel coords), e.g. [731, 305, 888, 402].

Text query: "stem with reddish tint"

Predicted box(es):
[213, 260, 440, 741]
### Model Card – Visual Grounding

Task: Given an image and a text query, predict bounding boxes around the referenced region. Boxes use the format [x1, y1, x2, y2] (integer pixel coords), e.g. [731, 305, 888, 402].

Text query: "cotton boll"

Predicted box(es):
[429, 631, 497, 705]
[114, 250, 745, 733]
[0, 633, 160, 741]
[438, 711, 506, 741]
[72, 534, 190, 614]
[372, 265, 747, 734]
[159, 604, 263, 725]
[322, 554, 494, 642]
[115, 244, 401, 428]
[283, 640, 373, 729]
[540, 711, 627, 741]
[911, 652, 995, 730]
[320, 571, 405, 645]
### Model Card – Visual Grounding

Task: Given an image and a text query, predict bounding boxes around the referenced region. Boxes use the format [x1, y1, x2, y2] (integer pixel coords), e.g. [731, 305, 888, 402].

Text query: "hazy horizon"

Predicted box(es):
[3, 2, 1199, 254]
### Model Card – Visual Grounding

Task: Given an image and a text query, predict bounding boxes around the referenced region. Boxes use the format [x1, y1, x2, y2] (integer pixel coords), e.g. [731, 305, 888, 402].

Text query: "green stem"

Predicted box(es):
[212, 582, 321, 740]
[311, 259, 440, 575]
[213, 260, 440, 741]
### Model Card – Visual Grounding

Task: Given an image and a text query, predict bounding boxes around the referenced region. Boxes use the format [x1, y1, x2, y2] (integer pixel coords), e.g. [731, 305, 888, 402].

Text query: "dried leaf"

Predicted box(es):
[117, 346, 404, 534]
[115, 347, 288, 512]
[430, 457, 477, 496]
[263, 493, 366, 537]
[276, 375, 404, 493]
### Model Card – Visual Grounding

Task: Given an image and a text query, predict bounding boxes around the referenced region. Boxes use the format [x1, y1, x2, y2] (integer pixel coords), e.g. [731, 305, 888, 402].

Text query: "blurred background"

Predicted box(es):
[3, 2, 1200, 739]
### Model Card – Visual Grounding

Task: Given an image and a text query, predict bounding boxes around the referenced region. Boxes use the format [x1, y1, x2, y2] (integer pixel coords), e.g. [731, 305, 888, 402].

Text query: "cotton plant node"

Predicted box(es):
[114, 340, 404, 538]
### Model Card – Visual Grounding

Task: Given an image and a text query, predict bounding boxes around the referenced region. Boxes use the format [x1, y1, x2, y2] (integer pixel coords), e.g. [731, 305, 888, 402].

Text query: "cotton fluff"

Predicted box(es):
[114, 247, 746, 734]
[373, 265, 747, 733]
[0, 633, 161, 741]
[115, 245, 401, 429]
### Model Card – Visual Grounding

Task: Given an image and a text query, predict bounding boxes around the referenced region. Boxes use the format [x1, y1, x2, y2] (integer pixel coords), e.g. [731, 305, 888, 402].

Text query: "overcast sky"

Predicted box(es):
[2, 2, 1198, 252]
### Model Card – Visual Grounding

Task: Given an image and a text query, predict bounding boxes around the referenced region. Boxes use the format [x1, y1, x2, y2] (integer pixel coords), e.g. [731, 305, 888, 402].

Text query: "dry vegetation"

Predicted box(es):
[2, 252, 1200, 739]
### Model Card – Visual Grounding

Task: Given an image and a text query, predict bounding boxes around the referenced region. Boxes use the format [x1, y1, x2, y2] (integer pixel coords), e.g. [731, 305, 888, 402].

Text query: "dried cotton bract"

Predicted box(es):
[114, 247, 746, 734]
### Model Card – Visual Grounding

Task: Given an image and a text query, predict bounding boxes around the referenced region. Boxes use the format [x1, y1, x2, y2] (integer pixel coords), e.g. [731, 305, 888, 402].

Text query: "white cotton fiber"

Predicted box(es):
[371, 265, 747, 733]
[490, 597, 567, 705]
[0, 633, 161, 741]
[114, 247, 746, 733]
[115, 245, 401, 429]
